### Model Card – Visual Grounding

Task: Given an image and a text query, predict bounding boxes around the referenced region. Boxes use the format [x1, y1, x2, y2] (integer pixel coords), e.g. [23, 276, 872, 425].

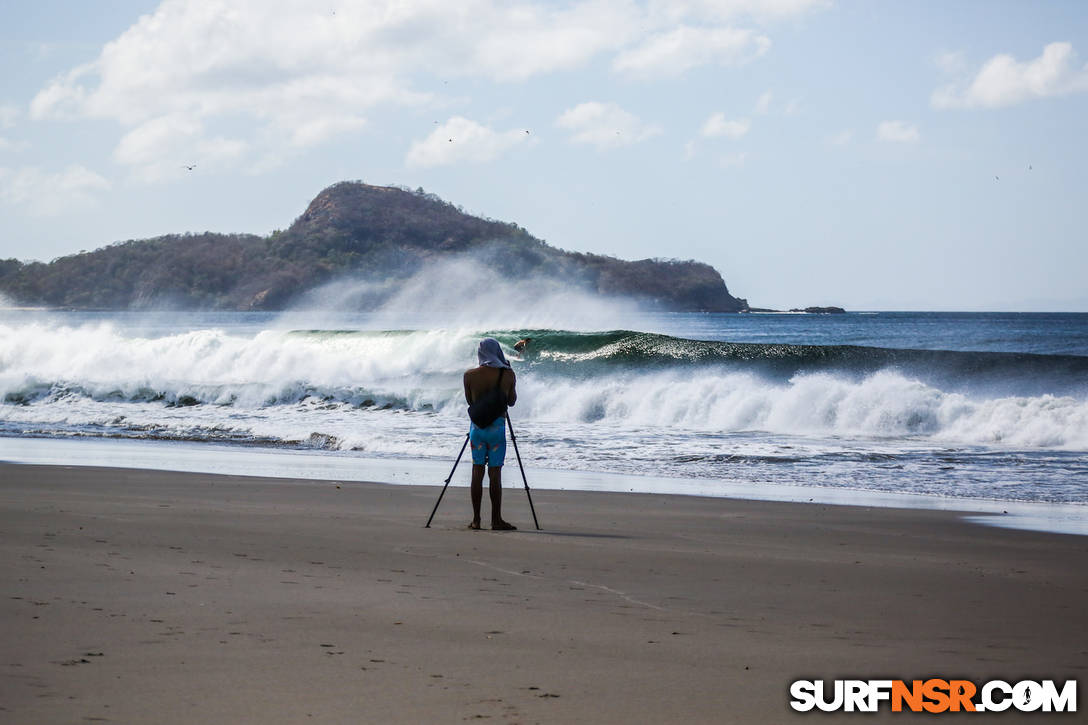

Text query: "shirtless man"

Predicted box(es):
[463, 338, 518, 531]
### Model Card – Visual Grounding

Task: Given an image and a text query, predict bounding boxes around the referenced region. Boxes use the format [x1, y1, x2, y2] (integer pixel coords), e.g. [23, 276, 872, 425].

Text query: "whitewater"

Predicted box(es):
[2, 308, 1086, 507]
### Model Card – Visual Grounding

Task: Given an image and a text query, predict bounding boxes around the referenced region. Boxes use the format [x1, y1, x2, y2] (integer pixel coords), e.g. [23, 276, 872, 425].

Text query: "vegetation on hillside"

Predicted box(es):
[0, 182, 748, 312]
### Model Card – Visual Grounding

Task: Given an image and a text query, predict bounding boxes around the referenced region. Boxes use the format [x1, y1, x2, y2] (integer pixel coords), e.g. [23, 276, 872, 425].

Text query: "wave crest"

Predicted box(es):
[2, 321, 1086, 450]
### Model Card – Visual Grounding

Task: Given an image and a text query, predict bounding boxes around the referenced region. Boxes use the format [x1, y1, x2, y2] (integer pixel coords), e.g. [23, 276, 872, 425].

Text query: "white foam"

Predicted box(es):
[1, 320, 1086, 453]
[519, 370, 1088, 450]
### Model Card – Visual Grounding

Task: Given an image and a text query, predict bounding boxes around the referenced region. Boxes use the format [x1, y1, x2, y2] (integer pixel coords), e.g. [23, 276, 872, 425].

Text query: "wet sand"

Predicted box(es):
[1, 463, 1085, 723]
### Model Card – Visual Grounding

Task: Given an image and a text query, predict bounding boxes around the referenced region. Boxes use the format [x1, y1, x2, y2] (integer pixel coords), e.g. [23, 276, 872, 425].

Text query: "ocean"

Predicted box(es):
[1, 308, 1086, 527]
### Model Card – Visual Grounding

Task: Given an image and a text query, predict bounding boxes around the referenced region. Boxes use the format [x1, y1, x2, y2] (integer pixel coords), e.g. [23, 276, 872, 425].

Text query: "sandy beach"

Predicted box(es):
[1, 463, 1085, 723]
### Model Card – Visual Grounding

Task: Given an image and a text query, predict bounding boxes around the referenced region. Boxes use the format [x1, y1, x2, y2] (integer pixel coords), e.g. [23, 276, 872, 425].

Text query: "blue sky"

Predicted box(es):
[1, 0, 1086, 311]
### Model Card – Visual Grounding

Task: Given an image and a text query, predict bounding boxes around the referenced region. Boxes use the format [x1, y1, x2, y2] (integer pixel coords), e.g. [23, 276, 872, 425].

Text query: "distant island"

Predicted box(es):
[0, 182, 754, 312]
[792, 306, 845, 314]
[746, 306, 847, 314]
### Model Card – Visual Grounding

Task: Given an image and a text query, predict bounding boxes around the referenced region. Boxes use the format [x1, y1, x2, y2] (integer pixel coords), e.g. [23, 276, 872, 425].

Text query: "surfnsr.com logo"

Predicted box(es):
[790, 679, 1077, 713]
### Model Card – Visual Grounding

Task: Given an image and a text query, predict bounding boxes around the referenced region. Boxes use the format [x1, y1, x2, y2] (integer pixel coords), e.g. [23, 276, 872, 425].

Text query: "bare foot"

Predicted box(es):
[491, 520, 517, 531]
[468, 520, 481, 530]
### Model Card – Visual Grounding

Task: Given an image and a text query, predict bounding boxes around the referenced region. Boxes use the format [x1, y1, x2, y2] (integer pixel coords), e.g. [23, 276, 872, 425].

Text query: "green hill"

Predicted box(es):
[0, 181, 749, 312]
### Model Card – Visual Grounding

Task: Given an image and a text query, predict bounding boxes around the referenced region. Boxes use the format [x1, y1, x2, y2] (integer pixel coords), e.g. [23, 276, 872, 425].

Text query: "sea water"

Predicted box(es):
[1, 309, 1086, 518]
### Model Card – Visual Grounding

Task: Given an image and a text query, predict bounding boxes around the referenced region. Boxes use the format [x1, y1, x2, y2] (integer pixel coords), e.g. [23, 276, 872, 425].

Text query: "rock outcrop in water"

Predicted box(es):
[747, 306, 846, 314]
[0, 181, 748, 312]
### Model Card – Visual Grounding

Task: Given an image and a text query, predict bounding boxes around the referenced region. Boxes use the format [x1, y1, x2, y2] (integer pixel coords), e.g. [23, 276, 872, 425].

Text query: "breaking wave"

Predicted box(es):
[1, 321, 1086, 450]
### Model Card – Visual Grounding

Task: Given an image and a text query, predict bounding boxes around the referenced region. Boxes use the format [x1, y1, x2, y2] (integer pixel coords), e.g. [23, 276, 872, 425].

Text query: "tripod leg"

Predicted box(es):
[506, 413, 540, 530]
[425, 433, 470, 528]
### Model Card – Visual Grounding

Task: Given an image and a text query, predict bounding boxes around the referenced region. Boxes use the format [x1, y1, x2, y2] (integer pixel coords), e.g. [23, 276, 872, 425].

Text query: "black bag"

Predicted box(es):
[468, 368, 507, 428]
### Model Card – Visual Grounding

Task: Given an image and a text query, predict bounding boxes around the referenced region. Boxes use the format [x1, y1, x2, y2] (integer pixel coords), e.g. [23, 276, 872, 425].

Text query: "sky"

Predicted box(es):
[1, 0, 1086, 311]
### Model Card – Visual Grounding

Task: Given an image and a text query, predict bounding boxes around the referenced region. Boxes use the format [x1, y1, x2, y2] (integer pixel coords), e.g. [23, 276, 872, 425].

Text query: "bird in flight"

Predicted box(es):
[994, 175, 999, 181]
[182, 164, 196, 171]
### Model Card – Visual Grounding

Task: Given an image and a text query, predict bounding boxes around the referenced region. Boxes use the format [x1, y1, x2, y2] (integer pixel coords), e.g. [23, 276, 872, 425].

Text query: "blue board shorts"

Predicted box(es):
[469, 417, 506, 467]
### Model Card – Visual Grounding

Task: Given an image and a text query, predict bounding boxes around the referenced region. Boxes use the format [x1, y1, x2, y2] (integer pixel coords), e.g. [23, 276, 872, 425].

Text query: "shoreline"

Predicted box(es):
[2, 435, 1086, 537]
[2, 462, 1085, 723]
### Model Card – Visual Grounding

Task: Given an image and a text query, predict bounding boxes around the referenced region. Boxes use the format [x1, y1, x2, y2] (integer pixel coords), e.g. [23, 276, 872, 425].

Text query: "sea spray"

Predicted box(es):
[286, 253, 642, 331]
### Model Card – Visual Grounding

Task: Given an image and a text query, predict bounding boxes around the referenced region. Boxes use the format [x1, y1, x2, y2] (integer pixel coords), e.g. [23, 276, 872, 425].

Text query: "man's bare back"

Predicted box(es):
[463, 366, 517, 406]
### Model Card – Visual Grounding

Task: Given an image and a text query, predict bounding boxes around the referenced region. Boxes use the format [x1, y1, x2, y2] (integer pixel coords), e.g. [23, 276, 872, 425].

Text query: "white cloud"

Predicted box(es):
[876, 121, 919, 143]
[700, 112, 750, 139]
[113, 114, 248, 182]
[25, 0, 827, 180]
[719, 151, 747, 168]
[934, 50, 968, 75]
[827, 129, 852, 146]
[0, 105, 26, 155]
[406, 116, 531, 168]
[556, 102, 662, 150]
[754, 90, 773, 114]
[27, 0, 637, 181]
[0, 131, 28, 153]
[932, 42, 1088, 109]
[613, 25, 770, 76]
[645, 0, 831, 24]
[0, 136, 30, 153]
[288, 115, 367, 149]
[464, 1, 641, 81]
[0, 165, 110, 216]
[0, 104, 18, 128]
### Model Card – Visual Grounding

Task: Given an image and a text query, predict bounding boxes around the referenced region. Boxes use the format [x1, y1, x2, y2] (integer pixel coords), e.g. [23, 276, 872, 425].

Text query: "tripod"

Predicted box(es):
[506, 412, 540, 530]
[424, 413, 540, 529]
